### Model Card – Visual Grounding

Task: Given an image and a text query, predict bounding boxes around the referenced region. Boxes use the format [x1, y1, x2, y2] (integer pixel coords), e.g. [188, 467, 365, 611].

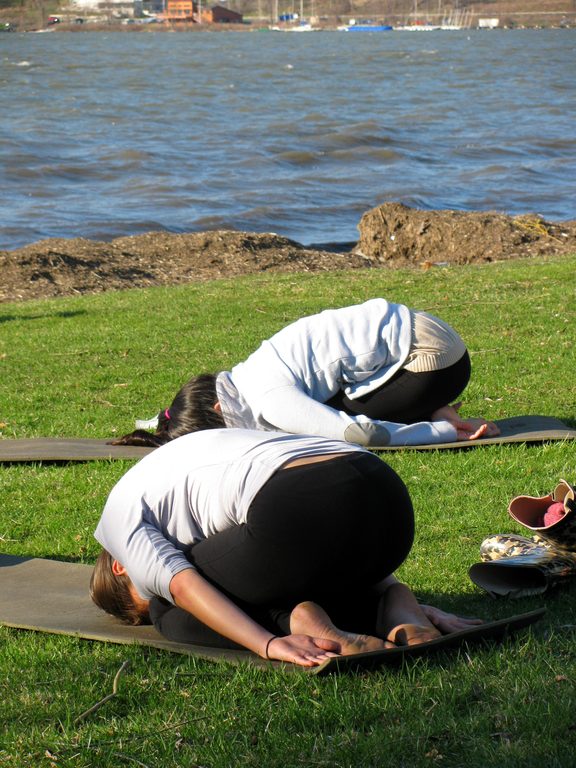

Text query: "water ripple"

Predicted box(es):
[0, 29, 574, 250]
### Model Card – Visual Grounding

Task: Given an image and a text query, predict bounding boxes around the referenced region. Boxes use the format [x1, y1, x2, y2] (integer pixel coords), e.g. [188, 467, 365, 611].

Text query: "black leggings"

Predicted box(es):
[150, 453, 414, 649]
[326, 351, 471, 423]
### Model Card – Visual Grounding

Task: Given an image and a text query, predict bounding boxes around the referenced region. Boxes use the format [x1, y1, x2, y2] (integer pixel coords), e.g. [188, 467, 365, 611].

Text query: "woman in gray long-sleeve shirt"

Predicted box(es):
[91, 429, 481, 668]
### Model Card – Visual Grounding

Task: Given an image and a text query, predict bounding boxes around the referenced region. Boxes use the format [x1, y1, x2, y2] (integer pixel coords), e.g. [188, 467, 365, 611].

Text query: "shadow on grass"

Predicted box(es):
[418, 581, 576, 630]
[0, 309, 87, 324]
[417, 589, 547, 620]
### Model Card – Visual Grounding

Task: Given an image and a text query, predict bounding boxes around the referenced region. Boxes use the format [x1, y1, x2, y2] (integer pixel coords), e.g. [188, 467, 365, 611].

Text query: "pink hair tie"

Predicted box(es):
[164, 408, 171, 421]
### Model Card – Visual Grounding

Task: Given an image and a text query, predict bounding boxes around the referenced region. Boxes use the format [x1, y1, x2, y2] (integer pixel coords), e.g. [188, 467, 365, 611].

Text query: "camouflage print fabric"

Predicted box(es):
[480, 533, 576, 569]
[469, 533, 576, 598]
[480, 533, 553, 561]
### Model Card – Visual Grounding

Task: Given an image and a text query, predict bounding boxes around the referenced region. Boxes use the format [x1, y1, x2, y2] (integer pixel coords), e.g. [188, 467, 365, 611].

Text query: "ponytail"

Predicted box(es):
[111, 373, 225, 447]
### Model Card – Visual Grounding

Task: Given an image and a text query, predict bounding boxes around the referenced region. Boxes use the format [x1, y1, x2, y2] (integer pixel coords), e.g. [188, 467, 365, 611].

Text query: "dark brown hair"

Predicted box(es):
[111, 373, 225, 447]
[90, 549, 148, 625]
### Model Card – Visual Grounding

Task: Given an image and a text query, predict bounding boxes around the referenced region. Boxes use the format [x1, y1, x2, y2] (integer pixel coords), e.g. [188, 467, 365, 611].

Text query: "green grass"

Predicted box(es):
[1, 255, 576, 767]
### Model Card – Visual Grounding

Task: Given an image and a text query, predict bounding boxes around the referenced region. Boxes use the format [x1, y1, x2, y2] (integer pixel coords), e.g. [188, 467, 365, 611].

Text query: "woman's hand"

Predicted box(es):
[170, 569, 339, 665]
[264, 634, 340, 667]
[419, 604, 483, 634]
[431, 402, 500, 441]
[454, 417, 500, 441]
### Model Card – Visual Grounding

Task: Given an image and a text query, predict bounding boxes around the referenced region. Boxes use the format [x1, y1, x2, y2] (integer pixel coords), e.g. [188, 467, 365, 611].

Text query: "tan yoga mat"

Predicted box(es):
[0, 554, 545, 676]
[0, 554, 261, 667]
[0, 417, 574, 462]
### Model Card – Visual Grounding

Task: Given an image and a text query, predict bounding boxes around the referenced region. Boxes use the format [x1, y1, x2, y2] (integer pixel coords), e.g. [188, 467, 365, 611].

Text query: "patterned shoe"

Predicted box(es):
[479, 533, 552, 561]
[508, 480, 576, 552]
[470, 534, 576, 598]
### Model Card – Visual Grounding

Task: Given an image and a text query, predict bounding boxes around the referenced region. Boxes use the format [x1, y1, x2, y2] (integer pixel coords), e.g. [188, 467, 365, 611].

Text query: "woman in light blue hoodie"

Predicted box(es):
[115, 299, 498, 448]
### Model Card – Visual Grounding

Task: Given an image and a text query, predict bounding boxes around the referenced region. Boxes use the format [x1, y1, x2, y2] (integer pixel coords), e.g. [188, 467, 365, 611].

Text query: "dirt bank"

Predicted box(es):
[355, 203, 576, 266]
[0, 231, 368, 303]
[2, 205, 575, 303]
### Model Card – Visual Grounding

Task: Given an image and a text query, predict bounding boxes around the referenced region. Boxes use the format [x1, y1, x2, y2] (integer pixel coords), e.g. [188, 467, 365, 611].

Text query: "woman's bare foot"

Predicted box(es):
[289, 601, 392, 655]
[387, 623, 442, 646]
[377, 583, 442, 646]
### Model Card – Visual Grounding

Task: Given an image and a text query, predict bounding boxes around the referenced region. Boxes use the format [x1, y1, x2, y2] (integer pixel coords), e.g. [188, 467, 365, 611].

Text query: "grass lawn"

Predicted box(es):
[1, 255, 575, 767]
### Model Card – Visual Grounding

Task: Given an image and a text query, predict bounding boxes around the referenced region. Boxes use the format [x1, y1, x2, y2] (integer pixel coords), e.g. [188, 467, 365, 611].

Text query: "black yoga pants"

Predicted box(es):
[150, 452, 414, 648]
[326, 351, 472, 423]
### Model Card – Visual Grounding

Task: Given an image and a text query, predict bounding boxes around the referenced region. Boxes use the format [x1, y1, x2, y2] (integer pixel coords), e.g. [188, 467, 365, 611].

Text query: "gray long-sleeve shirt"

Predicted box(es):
[94, 429, 363, 603]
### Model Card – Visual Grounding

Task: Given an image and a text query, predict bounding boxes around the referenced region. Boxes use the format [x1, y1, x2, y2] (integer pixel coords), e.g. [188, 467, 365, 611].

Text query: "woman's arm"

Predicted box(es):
[259, 385, 457, 446]
[169, 568, 338, 666]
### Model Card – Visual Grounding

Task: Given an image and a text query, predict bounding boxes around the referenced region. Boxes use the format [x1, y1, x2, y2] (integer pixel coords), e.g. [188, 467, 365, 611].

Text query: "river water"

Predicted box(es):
[1, 29, 575, 250]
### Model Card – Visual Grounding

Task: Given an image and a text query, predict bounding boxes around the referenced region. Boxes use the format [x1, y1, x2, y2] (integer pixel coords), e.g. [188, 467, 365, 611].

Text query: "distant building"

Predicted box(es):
[71, 0, 137, 17]
[478, 18, 500, 29]
[70, 0, 101, 8]
[69, 0, 243, 23]
[162, 1, 243, 23]
[143, 0, 164, 13]
[164, 0, 194, 20]
[205, 5, 243, 23]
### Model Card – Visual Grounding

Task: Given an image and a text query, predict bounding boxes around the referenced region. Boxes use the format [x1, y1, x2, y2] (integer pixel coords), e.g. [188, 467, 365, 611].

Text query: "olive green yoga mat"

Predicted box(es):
[0, 438, 152, 462]
[313, 608, 545, 674]
[0, 554, 545, 675]
[0, 417, 574, 462]
[374, 415, 576, 451]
